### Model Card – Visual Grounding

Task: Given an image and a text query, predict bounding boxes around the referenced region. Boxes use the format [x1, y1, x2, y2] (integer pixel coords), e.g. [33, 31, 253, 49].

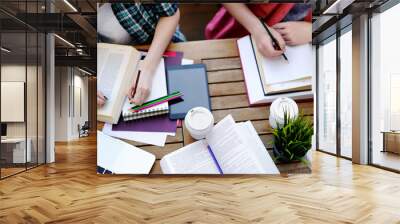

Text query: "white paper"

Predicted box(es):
[102, 123, 168, 147]
[97, 131, 155, 174]
[181, 58, 194, 65]
[206, 115, 264, 174]
[160, 140, 219, 174]
[260, 44, 313, 84]
[238, 122, 280, 174]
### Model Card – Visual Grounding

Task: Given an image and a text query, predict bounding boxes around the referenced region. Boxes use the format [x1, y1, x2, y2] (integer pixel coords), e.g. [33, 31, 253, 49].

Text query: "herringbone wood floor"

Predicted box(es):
[0, 134, 399, 223]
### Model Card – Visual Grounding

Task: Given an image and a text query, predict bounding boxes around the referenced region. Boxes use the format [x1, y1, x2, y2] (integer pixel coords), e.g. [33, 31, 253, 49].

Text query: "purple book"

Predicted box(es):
[112, 115, 177, 133]
[165, 51, 183, 67]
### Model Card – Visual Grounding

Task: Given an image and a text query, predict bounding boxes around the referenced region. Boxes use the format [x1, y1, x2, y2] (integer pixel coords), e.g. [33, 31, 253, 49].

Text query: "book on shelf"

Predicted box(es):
[237, 35, 314, 106]
[160, 115, 280, 174]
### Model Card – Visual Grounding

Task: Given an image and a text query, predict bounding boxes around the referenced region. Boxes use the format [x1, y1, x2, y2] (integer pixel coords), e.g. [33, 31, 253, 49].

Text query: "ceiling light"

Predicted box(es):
[323, 0, 354, 15]
[63, 0, 78, 12]
[78, 67, 92, 76]
[54, 34, 75, 48]
[1, 47, 11, 53]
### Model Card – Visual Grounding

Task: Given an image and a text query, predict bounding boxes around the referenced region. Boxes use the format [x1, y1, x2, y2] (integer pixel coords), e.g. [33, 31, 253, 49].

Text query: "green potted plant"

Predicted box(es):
[272, 112, 313, 164]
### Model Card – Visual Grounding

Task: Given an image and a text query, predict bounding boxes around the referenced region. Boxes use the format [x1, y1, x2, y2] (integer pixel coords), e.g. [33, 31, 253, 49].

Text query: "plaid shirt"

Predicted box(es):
[111, 3, 186, 44]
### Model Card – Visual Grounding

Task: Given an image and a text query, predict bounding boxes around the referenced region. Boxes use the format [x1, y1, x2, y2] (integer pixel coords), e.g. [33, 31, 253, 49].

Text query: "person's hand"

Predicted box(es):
[273, 21, 312, 46]
[127, 68, 154, 105]
[252, 23, 286, 58]
[97, 91, 106, 107]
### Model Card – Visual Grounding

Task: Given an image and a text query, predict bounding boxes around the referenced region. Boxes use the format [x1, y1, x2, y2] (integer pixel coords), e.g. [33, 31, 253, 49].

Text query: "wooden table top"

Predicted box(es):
[105, 38, 314, 174]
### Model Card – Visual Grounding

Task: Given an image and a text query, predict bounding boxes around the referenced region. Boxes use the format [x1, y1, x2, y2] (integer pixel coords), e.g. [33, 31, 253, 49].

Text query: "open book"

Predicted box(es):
[237, 35, 314, 105]
[97, 43, 141, 124]
[160, 115, 279, 174]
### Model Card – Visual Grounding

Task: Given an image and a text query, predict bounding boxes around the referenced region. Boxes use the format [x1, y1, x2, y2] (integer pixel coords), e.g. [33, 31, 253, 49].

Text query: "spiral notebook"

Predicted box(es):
[122, 99, 169, 121]
[121, 58, 168, 121]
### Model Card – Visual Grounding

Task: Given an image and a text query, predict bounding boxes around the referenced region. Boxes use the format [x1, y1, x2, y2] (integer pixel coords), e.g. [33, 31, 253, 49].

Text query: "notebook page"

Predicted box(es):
[260, 44, 313, 85]
[238, 122, 280, 174]
[206, 115, 264, 174]
[98, 53, 124, 99]
[160, 140, 219, 174]
[122, 58, 168, 116]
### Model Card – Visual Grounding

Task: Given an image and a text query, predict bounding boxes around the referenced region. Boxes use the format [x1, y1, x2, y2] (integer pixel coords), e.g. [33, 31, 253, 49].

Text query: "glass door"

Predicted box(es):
[1, 30, 28, 178]
[0, 0, 47, 179]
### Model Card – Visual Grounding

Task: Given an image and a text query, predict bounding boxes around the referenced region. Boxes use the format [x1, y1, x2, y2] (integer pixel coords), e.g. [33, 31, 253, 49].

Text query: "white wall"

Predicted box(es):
[54, 67, 89, 141]
[54, 66, 69, 141]
[1, 65, 38, 138]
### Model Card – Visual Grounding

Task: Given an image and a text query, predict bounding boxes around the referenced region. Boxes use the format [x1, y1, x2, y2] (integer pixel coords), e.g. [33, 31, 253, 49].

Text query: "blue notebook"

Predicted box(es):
[166, 64, 211, 119]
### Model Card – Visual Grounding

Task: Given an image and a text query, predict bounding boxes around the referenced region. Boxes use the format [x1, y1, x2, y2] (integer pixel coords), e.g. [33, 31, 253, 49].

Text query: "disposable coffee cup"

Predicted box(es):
[184, 107, 214, 140]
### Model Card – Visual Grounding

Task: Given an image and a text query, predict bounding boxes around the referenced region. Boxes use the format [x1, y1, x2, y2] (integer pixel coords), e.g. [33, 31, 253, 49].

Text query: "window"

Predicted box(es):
[318, 37, 337, 154]
[370, 2, 400, 171]
[339, 28, 352, 158]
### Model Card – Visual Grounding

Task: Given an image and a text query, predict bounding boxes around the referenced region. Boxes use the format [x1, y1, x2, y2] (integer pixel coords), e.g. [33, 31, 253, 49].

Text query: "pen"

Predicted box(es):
[259, 18, 289, 62]
[130, 91, 183, 112]
[131, 70, 141, 99]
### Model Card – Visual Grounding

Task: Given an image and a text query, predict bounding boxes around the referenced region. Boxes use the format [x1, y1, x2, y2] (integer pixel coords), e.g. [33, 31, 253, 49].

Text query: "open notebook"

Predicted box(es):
[121, 58, 169, 121]
[160, 115, 279, 174]
[97, 43, 141, 124]
[251, 36, 313, 95]
[237, 35, 314, 105]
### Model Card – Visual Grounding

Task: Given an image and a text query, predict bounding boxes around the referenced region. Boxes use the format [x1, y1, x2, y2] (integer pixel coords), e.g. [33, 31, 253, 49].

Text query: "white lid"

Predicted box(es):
[269, 97, 298, 129]
[186, 107, 213, 131]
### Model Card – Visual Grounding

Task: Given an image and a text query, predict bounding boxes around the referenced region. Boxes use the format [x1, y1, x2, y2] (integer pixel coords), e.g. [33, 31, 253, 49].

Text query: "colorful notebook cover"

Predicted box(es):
[112, 115, 177, 133]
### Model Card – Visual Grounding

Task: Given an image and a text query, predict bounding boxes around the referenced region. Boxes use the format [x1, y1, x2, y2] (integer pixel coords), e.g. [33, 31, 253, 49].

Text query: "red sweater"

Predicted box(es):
[205, 4, 312, 39]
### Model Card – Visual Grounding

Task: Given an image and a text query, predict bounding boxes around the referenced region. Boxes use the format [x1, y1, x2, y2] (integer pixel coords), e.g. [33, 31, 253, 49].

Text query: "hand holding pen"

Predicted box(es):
[259, 18, 289, 62]
[252, 18, 288, 60]
[127, 69, 154, 106]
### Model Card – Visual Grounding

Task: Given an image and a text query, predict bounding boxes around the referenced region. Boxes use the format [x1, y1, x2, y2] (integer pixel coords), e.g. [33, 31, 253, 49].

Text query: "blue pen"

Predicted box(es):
[207, 145, 223, 174]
